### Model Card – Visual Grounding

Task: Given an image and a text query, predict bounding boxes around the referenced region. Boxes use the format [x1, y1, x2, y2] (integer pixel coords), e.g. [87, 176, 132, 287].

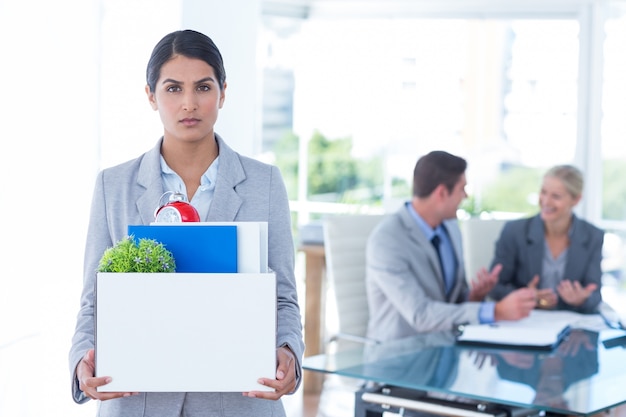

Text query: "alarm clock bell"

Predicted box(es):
[154, 191, 201, 223]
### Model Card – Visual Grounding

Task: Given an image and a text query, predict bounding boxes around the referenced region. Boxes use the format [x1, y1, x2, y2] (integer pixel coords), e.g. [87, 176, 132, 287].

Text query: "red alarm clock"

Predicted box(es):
[154, 191, 201, 223]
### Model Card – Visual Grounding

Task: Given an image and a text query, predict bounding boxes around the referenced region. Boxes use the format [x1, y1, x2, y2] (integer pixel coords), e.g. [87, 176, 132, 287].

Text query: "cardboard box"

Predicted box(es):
[95, 272, 276, 392]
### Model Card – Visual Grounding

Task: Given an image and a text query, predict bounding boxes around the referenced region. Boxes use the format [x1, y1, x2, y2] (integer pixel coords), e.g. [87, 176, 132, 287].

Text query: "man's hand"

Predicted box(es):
[494, 287, 537, 321]
[527, 275, 558, 309]
[76, 349, 138, 401]
[468, 264, 502, 301]
[243, 346, 297, 400]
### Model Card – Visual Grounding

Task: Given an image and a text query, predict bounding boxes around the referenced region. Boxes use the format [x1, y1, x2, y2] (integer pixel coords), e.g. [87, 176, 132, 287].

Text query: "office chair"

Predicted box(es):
[322, 213, 385, 352]
[460, 218, 508, 280]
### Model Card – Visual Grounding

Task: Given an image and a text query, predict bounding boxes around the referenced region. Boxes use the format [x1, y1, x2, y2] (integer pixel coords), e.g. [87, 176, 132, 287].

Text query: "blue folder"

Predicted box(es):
[128, 224, 238, 273]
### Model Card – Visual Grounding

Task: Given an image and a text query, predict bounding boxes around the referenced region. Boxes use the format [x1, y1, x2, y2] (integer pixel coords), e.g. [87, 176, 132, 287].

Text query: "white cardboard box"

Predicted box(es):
[95, 272, 276, 392]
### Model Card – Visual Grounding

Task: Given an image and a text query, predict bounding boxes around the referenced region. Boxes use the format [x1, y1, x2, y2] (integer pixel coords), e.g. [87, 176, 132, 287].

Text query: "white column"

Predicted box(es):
[575, 2, 606, 224]
[181, 0, 262, 157]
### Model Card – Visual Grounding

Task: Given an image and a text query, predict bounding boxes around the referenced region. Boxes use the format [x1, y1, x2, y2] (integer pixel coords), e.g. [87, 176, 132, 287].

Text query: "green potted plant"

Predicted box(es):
[97, 236, 176, 273]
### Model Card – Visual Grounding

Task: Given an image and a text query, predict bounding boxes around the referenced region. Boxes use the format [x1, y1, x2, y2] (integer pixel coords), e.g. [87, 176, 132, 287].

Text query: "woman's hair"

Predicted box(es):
[412, 151, 467, 198]
[146, 29, 226, 93]
[544, 164, 584, 199]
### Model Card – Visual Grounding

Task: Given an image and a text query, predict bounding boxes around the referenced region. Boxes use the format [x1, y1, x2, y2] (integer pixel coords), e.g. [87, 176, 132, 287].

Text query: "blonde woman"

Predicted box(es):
[489, 165, 603, 313]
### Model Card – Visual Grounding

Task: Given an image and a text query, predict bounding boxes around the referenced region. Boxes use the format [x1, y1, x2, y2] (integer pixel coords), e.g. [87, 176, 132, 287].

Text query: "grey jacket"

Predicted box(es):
[488, 214, 603, 313]
[68, 135, 304, 416]
[366, 204, 482, 342]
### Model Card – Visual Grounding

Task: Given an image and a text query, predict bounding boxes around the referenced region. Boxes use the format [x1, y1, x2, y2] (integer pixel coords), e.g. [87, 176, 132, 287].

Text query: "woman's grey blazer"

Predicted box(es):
[366, 204, 483, 342]
[68, 135, 304, 417]
[488, 214, 604, 313]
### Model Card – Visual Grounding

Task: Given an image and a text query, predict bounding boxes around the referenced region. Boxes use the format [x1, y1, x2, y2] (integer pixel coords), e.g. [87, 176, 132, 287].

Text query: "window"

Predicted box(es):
[599, 4, 626, 280]
[262, 16, 580, 222]
[261, 1, 626, 278]
[601, 6, 626, 223]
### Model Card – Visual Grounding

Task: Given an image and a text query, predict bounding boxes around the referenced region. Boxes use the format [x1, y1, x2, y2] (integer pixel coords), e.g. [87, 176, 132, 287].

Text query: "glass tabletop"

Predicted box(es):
[303, 328, 626, 416]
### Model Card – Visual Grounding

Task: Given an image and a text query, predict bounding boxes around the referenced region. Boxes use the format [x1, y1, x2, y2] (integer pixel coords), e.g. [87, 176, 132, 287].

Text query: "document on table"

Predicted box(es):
[456, 310, 575, 349]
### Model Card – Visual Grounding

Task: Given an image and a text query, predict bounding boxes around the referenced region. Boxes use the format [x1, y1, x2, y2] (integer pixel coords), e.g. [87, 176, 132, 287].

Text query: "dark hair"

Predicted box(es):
[146, 29, 226, 93]
[412, 151, 467, 198]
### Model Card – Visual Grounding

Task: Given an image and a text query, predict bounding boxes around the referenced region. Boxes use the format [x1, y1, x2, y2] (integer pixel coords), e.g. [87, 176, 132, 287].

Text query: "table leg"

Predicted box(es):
[301, 246, 326, 394]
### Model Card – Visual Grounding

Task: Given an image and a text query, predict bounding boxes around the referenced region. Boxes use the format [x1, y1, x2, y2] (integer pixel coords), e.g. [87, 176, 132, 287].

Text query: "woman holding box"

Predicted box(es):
[68, 29, 304, 416]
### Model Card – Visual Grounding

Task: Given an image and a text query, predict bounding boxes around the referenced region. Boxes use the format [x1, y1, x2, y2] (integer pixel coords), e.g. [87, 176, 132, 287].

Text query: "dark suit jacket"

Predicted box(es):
[488, 214, 603, 313]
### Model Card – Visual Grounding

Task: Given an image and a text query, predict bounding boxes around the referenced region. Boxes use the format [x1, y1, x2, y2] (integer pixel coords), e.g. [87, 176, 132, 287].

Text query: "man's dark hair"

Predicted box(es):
[412, 151, 467, 198]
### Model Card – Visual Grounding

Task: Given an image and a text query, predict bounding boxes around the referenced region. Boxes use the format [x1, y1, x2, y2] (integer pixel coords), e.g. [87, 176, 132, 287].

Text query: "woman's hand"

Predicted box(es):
[243, 346, 297, 400]
[76, 349, 138, 401]
[557, 280, 597, 307]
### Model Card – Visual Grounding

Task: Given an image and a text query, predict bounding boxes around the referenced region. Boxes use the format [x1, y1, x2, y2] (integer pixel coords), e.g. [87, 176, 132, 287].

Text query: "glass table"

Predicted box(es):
[303, 327, 626, 416]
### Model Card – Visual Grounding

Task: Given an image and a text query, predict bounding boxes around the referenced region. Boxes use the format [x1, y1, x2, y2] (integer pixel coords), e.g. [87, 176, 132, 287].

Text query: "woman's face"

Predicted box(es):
[146, 55, 226, 144]
[539, 175, 580, 223]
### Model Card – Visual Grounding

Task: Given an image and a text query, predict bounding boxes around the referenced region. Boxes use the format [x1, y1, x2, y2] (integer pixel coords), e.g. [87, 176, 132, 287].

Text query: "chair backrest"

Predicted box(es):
[323, 214, 385, 349]
[460, 218, 508, 279]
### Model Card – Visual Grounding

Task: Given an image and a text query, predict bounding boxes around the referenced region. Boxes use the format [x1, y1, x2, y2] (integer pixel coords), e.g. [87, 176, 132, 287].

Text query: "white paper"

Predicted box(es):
[96, 272, 276, 392]
[457, 310, 574, 347]
[209, 222, 269, 273]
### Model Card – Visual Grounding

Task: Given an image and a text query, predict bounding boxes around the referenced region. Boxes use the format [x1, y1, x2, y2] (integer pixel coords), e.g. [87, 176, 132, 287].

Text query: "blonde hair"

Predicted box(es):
[544, 165, 584, 199]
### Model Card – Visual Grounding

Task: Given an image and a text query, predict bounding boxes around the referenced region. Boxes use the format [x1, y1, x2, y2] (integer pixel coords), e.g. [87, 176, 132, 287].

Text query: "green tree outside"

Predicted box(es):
[478, 165, 544, 216]
[273, 132, 626, 220]
[273, 130, 385, 205]
[603, 159, 626, 221]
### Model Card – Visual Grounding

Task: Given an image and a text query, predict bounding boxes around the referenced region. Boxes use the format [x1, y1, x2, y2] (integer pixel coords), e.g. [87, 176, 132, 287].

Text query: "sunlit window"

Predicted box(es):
[601, 8, 626, 222]
[599, 5, 626, 282]
[262, 17, 580, 225]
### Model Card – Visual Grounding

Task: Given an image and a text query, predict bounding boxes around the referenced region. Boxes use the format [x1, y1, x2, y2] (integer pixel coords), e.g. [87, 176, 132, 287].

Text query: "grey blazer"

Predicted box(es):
[366, 204, 482, 342]
[488, 214, 603, 313]
[68, 135, 304, 417]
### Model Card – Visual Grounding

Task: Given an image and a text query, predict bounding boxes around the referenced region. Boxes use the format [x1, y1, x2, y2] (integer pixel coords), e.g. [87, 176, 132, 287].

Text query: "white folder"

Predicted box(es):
[456, 310, 572, 350]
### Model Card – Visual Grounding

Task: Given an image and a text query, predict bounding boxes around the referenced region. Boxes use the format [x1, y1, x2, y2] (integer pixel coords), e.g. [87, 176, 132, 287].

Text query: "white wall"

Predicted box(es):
[0, 1, 263, 415]
[0, 1, 99, 415]
[181, 0, 262, 157]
